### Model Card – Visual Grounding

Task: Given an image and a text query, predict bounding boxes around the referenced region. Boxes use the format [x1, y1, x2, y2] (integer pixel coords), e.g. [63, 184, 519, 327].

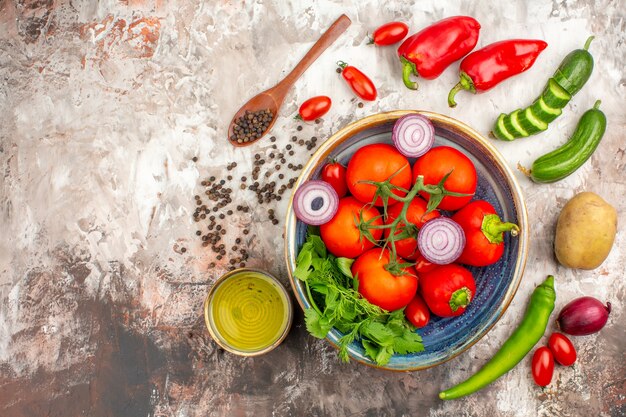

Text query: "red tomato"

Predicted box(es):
[352, 248, 418, 311]
[320, 197, 382, 258]
[298, 96, 332, 121]
[452, 200, 518, 266]
[346, 143, 412, 206]
[321, 161, 348, 198]
[413, 252, 438, 274]
[531, 346, 554, 387]
[405, 294, 430, 328]
[419, 264, 476, 317]
[371, 22, 409, 46]
[338, 62, 377, 101]
[384, 197, 440, 260]
[548, 332, 577, 366]
[412, 146, 477, 211]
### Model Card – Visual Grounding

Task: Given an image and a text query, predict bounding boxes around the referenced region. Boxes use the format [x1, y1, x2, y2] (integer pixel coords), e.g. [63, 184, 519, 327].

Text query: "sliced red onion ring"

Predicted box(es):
[392, 114, 435, 158]
[293, 180, 339, 225]
[417, 217, 466, 265]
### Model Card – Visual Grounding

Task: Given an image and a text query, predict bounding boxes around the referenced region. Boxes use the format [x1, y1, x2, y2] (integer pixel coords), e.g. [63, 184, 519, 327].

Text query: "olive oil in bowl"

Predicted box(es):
[204, 269, 293, 356]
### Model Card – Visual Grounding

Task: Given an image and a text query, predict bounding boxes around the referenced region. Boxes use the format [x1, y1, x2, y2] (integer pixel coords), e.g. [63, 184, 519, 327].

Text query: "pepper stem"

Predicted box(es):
[449, 287, 472, 312]
[593, 100, 601, 110]
[482, 214, 520, 244]
[584, 36, 594, 51]
[447, 72, 476, 108]
[447, 83, 463, 108]
[400, 57, 419, 90]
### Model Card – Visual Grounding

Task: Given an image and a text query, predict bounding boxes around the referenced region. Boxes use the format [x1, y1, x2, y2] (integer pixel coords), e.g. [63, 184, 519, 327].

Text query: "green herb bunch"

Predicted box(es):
[294, 233, 424, 366]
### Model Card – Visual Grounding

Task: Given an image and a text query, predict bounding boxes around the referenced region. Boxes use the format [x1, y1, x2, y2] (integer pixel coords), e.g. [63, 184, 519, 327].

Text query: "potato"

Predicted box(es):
[555, 192, 617, 269]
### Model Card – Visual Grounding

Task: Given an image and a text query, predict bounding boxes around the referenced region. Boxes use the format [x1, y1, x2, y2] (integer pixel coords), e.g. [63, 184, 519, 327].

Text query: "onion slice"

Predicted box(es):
[293, 180, 339, 225]
[392, 114, 435, 158]
[417, 217, 466, 265]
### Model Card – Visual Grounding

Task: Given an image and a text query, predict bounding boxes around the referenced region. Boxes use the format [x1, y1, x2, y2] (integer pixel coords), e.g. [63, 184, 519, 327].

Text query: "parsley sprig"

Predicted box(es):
[294, 233, 424, 366]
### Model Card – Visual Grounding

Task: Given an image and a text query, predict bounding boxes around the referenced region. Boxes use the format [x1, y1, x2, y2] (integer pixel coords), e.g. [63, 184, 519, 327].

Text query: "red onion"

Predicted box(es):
[557, 296, 611, 336]
[417, 217, 466, 265]
[392, 114, 435, 158]
[293, 180, 339, 225]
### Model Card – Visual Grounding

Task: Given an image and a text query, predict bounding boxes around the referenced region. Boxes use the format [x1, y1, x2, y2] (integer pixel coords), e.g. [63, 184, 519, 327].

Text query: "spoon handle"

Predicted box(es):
[277, 14, 352, 93]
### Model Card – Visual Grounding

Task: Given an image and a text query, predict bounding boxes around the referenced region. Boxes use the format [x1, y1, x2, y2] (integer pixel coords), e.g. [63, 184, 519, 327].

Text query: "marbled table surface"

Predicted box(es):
[1, 1, 624, 416]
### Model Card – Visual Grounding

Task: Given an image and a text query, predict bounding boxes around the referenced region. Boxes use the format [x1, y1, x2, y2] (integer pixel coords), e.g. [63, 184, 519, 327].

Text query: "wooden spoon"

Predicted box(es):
[227, 14, 352, 147]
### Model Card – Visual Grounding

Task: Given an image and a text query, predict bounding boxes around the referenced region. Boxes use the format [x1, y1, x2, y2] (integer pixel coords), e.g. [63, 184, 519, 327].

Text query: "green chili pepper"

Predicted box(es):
[439, 275, 556, 400]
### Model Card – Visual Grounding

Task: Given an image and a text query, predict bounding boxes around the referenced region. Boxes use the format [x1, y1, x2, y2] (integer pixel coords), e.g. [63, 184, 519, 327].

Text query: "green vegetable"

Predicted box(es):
[295, 234, 424, 365]
[439, 275, 556, 400]
[524, 100, 606, 183]
[492, 37, 594, 141]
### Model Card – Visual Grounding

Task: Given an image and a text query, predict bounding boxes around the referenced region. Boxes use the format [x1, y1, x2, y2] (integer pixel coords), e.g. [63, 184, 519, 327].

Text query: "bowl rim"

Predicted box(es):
[203, 267, 294, 357]
[283, 110, 529, 371]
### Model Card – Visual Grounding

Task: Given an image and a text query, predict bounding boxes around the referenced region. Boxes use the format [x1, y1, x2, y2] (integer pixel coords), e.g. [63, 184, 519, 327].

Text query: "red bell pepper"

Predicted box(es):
[451, 200, 520, 267]
[448, 39, 548, 107]
[397, 16, 481, 90]
[419, 264, 476, 317]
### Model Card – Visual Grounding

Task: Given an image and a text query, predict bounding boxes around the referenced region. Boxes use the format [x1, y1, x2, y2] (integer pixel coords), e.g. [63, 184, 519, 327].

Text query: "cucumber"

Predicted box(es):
[529, 100, 606, 183]
[552, 36, 595, 96]
[542, 78, 571, 109]
[491, 37, 595, 141]
[493, 114, 516, 141]
[529, 97, 562, 124]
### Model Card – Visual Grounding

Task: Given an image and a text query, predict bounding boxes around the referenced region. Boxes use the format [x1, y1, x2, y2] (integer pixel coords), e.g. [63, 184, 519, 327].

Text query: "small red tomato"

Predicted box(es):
[337, 61, 377, 101]
[548, 332, 577, 366]
[419, 264, 476, 317]
[405, 294, 430, 328]
[321, 161, 348, 198]
[531, 346, 554, 387]
[298, 96, 332, 121]
[371, 22, 409, 46]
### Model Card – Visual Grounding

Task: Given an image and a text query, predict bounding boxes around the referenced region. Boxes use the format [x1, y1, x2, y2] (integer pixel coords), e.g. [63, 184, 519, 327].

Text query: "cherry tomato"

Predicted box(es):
[371, 22, 409, 46]
[413, 252, 438, 274]
[298, 96, 332, 121]
[548, 332, 577, 366]
[320, 197, 383, 258]
[531, 346, 554, 387]
[346, 143, 411, 206]
[405, 294, 430, 328]
[321, 161, 348, 198]
[384, 197, 440, 260]
[337, 61, 377, 101]
[419, 264, 476, 317]
[352, 248, 418, 311]
[412, 146, 477, 211]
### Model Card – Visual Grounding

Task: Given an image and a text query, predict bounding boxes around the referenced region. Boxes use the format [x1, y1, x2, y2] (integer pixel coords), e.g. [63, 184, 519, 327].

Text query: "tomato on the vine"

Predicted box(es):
[320, 197, 382, 258]
[346, 143, 412, 207]
[412, 146, 477, 211]
[351, 248, 418, 311]
[298, 96, 332, 121]
[405, 294, 430, 328]
[321, 161, 348, 198]
[384, 197, 440, 260]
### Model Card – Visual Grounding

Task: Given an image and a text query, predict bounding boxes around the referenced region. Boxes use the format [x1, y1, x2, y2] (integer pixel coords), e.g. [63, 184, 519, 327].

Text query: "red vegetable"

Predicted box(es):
[352, 248, 418, 311]
[557, 296, 611, 336]
[548, 333, 577, 366]
[397, 16, 480, 90]
[346, 143, 411, 206]
[412, 146, 477, 211]
[297, 96, 332, 121]
[451, 200, 520, 266]
[383, 197, 440, 261]
[448, 39, 548, 107]
[371, 22, 409, 46]
[321, 161, 348, 198]
[337, 61, 377, 101]
[320, 197, 383, 258]
[405, 294, 430, 328]
[531, 347, 554, 387]
[419, 264, 476, 317]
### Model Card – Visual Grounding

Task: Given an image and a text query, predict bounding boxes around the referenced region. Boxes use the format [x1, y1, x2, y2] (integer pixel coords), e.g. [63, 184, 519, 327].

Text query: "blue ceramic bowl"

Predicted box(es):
[284, 111, 529, 371]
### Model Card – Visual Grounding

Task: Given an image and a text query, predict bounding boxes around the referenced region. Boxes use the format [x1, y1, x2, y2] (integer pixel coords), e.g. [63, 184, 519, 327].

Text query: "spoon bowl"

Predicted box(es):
[227, 14, 351, 147]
